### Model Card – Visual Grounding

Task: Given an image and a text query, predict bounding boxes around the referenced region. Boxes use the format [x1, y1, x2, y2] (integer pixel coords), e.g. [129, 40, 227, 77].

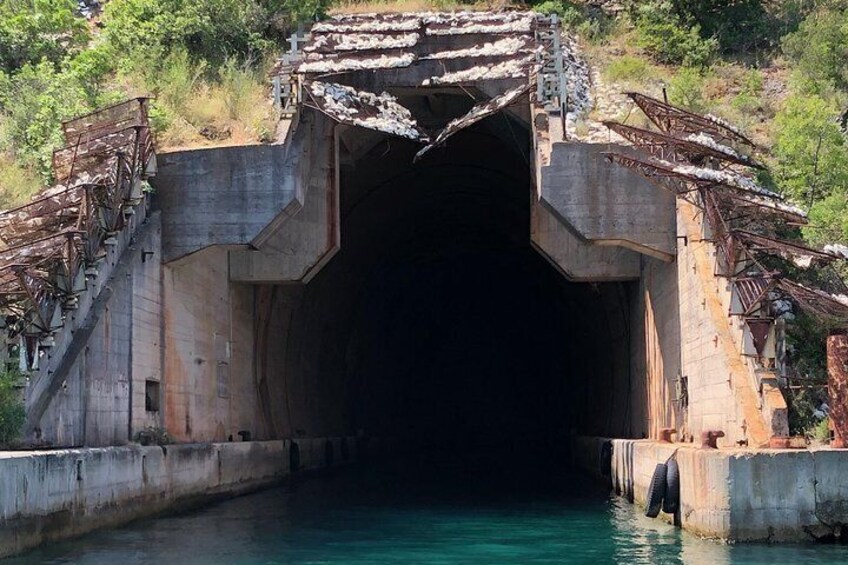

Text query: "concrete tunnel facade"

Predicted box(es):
[20, 11, 788, 453]
[154, 102, 638, 448]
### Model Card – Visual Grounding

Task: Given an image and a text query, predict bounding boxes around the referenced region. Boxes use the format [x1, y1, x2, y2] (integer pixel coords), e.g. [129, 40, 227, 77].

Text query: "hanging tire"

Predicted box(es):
[598, 440, 613, 477]
[289, 442, 301, 473]
[645, 463, 667, 518]
[663, 459, 680, 514]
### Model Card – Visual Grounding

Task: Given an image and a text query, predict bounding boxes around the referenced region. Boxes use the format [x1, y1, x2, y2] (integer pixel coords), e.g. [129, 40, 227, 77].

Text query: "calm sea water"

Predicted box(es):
[8, 452, 848, 564]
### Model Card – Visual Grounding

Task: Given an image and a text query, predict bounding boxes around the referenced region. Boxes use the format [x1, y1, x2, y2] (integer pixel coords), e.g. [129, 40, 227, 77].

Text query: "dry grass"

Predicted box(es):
[0, 153, 43, 209]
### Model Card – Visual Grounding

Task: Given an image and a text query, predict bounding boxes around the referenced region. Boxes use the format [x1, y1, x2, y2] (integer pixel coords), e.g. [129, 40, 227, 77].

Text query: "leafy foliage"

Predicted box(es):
[0, 0, 89, 73]
[771, 94, 848, 206]
[0, 367, 25, 448]
[102, 0, 314, 67]
[783, 2, 848, 93]
[633, 1, 717, 67]
[0, 61, 92, 182]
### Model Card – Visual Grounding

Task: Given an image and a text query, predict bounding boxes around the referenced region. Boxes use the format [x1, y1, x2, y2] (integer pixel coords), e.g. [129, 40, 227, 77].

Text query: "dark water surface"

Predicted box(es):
[8, 453, 848, 564]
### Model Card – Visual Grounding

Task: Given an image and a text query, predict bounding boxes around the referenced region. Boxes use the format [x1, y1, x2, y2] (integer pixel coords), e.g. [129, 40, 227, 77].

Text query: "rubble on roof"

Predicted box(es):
[422, 37, 532, 59]
[422, 57, 534, 85]
[298, 53, 416, 74]
[305, 81, 427, 141]
[304, 32, 420, 53]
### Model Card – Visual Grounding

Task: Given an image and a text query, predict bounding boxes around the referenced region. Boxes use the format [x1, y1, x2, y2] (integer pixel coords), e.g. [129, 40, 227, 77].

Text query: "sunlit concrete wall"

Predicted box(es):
[0, 438, 356, 558]
[575, 436, 848, 542]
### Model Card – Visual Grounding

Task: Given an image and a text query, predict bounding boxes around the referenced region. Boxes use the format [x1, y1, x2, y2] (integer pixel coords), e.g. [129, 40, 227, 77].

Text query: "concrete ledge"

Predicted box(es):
[574, 436, 848, 542]
[0, 438, 358, 558]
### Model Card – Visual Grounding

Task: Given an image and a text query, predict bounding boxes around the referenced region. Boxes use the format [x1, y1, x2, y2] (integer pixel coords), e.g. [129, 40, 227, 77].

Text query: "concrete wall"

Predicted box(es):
[154, 110, 334, 263]
[24, 207, 164, 448]
[628, 254, 683, 440]
[228, 122, 339, 284]
[162, 248, 260, 443]
[541, 143, 677, 261]
[575, 436, 848, 542]
[676, 200, 786, 447]
[0, 438, 357, 559]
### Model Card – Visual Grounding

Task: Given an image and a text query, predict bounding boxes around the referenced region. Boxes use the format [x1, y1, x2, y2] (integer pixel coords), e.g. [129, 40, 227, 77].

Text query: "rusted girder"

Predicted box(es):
[828, 331, 848, 447]
[603, 121, 763, 169]
[626, 92, 755, 148]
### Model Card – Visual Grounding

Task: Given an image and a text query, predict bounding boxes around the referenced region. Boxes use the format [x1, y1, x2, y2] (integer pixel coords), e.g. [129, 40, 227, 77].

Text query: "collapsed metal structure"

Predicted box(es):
[0, 98, 156, 367]
[605, 93, 848, 363]
[271, 11, 590, 159]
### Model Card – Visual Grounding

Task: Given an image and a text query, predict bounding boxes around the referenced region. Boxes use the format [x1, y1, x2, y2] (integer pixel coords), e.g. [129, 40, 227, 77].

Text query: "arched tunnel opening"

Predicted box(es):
[259, 97, 633, 461]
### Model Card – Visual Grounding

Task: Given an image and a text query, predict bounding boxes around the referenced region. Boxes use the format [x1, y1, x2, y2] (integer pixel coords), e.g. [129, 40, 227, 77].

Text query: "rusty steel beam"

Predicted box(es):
[626, 92, 755, 147]
[828, 331, 848, 448]
[603, 121, 763, 169]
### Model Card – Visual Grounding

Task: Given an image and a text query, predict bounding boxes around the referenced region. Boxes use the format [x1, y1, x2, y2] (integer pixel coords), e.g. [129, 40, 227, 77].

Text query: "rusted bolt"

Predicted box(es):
[658, 428, 675, 443]
[700, 430, 724, 449]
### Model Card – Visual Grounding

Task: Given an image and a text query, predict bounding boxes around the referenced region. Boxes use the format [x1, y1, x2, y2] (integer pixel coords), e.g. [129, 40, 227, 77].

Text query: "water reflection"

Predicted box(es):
[6, 457, 845, 564]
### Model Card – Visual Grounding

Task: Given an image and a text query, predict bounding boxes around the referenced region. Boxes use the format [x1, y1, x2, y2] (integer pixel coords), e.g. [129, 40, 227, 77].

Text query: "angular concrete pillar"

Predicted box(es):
[828, 331, 848, 447]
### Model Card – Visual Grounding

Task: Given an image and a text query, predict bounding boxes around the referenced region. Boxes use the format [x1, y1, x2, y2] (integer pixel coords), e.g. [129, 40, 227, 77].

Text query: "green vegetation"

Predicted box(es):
[0, 0, 305, 205]
[0, 367, 25, 448]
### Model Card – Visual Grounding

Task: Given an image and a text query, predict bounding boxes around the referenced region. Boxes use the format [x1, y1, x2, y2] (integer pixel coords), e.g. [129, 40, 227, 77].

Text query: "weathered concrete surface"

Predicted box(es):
[154, 110, 334, 263]
[541, 143, 677, 261]
[677, 200, 786, 447]
[530, 197, 641, 281]
[0, 438, 356, 558]
[628, 254, 684, 439]
[575, 436, 848, 542]
[162, 247, 260, 443]
[24, 205, 163, 448]
[228, 123, 340, 283]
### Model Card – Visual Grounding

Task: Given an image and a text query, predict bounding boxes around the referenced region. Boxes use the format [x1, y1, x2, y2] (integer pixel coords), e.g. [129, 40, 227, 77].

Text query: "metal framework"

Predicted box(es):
[626, 92, 756, 147]
[605, 91, 848, 365]
[0, 98, 156, 348]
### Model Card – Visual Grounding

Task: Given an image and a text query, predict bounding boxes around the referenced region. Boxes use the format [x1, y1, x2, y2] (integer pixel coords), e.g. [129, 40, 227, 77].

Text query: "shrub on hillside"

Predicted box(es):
[634, 1, 716, 68]
[783, 4, 848, 93]
[0, 0, 89, 73]
[0, 368, 25, 448]
[0, 61, 92, 182]
[772, 94, 848, 205]
[604, 56, 651, 83]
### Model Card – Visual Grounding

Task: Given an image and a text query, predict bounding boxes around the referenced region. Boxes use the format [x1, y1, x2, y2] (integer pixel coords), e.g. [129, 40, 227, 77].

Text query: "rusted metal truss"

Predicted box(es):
[626, 92, 755, 147]
[731, 275, 775, 317]
[0, 98, 156, 341]
[606, 91, 848, 336]
[603, 121, 763, 169]
[732, 230, 838, 268]
[776, 279, 848, 324]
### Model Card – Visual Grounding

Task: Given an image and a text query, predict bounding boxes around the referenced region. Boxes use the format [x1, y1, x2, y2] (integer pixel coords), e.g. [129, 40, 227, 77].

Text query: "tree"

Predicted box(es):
[783, 3, 848, 92]
[771, 94, 848, 207]
[0, 0, 89, 73]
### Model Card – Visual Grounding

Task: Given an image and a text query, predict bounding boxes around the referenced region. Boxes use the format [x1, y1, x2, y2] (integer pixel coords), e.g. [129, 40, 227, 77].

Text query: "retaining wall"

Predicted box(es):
[0, 437, 358, 558]
[574, 436, 848, 542]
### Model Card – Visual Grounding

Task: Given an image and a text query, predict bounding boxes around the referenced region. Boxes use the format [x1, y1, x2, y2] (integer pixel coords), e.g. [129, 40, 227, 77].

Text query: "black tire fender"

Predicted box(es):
[289, 442, 301, 472]
[663, 458, 680, 514]
[645, 462, 667, 518]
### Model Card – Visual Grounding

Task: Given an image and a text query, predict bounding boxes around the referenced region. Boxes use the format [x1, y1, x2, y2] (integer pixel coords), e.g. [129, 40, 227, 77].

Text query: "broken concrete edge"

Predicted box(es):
[0, 436, 384, 559]
[573, 436, 848, 543]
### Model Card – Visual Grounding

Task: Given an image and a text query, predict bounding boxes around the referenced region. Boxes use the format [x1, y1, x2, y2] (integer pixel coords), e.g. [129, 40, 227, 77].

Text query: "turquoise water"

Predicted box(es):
[8, 453, 848, 564]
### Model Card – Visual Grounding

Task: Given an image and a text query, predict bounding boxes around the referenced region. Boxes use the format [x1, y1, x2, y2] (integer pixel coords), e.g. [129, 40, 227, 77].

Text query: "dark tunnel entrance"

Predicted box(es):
[261, 102, 633, 452]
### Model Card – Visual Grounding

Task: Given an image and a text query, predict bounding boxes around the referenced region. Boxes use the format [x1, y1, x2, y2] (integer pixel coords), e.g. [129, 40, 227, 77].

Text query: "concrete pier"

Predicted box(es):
[0, 437, 361, 559]
[574, 436, 848, 542]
